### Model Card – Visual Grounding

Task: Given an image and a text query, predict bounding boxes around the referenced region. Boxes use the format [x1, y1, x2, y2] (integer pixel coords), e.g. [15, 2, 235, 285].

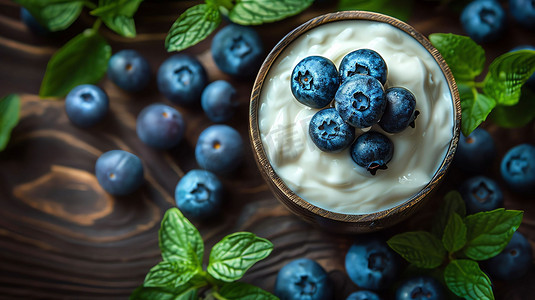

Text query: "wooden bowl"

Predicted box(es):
[249, 11, 461, 234]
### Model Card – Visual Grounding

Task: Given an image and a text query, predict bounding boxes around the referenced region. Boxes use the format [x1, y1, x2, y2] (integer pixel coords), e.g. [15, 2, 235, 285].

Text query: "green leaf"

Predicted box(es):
[429, 33, 485, 82]
[483, 50, 535, 106]
[491, 87, 535, 128]
[458, 83, 496, 136]
[432, 191, 466, 238]
[387, 231, 446, 268]
[165, 4, 221, 52]
[159, 208, 204, 267]
[207, 232, 273, 282]
[444, 259, 494, 300]
[339, 0, 414, 22]
[15, 0, 84, 31]
[101, 15, 136, 38]
[218, 282, 279, 300]
[144, 261, 198, 288]
[0, 94, 21, 151]
[91, 0, 143, 37]
[463, 208, 523, 260]
[442, 213, 467, 253]
[39, 29, 111, 98]
[229, 0, 314, 25]
[130, 284, 198, 300]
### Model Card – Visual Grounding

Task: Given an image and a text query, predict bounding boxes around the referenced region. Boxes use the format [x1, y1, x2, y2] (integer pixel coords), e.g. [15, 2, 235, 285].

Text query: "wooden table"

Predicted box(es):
[0, 1, 533, 299]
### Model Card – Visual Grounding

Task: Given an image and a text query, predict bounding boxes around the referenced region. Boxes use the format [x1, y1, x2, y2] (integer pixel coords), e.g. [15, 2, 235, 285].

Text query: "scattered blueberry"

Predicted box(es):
[511, 45, 535, 89]
[510, 0, 535, 29]
[395, 276, 444, 300]
[501, 143, 535, 194]
[345, 237, 401, 290]
[20, 7, 49, 35]
[95, 150, 144, 196]
[275, 258, 333, 300]
[350, 131, 394, 175]
[309, 108, 355, 152]
[347, 290, 381, 300]
[291, 56, 340, 108]
[107, 50, 151, 92]
[339, 49, 387, 85]
[459, 176, 503, 214]
[65, 84, 109, 128]
[335, 74, 386, 128]
[484, 231, 533, 280]
[175, 169, 223, 221]
[460, 0, 506, 43]
[157, 54, 207, 106]
[201, 80, 238, 123]
[136, 103, 186, 149]
[195, 125, 243, 174]
[379, 87, 418, 133]
[211, 24, 264, 77]
[455, 128, 496, 173]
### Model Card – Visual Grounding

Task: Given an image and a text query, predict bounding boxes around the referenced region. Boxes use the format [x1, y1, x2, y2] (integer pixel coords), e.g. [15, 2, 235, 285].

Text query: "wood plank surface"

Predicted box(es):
[0, 0, 534, 299]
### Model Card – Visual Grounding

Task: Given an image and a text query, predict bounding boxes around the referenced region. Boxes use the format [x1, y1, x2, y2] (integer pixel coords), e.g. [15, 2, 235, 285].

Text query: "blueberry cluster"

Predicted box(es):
[291, 49, 419, 175]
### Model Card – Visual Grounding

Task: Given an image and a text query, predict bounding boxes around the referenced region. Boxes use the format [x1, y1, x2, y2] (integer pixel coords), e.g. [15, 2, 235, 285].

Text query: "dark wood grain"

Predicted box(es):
[0, 0, 534, 299]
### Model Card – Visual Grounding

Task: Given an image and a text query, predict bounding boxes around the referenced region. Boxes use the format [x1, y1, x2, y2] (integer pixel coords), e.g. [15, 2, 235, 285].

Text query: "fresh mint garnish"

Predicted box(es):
[14, 0, 85, 31]
[339, 0, 414, 22]
[442, 213, 467, 253]
[387, 231, 446, 268]
[490, 87, 535, 128]
[430, 33, 535, 135]
[229, 0, 314, 25]
[90, 0, 144, 38]
[444, 259, 494, 300]
[0, 94, 21, 152]
[431, 190, 466, 238]
[132, 208, 276, 300]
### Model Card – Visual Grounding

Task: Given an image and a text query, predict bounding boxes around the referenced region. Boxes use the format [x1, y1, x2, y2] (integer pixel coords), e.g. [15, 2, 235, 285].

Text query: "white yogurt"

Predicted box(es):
[258, 20, 454, 214]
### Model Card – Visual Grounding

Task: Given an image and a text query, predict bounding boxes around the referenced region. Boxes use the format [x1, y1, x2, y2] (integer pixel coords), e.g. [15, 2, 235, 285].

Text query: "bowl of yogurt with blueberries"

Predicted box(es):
[249, 11, 461, 233]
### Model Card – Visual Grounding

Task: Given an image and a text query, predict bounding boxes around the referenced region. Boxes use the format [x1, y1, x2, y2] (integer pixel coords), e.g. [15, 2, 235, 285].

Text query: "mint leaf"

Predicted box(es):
[130, 283, 198, 300]
[387, 231, 446, 268]
[15, 0, 84, 31]
[101, 15, 136, 37]
[229, 0, 314, 25]
[444, 259, 494, 300]
[159, 208, 204, 267]
[0, 94, 21, 151]
[39, 29, 111, 98]
[339, 0, 414, 22]
[91, 0, 143, 37]
[429, 33, 485, 82]
[144, 261, 199, 288]
[165, 4, 221, 52]
[491, 87, 535, 128]
[442, 213, 467, 252]
[483, 50, 535, 106]
[218, 282, 278, 300]
[207, 232, 273, 282]
[463, 208, 523, 260]
[458, 83, 496, 136]
[432, 191, 466, 238]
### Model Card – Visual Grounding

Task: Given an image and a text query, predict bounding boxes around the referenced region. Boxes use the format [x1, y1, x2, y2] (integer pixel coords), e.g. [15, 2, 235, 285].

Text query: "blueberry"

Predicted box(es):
[20, 7, 49, 35]
[201, 80, 238, 123]
[395, 276, 444, 300]
[501, 144, 535, 194]
[157, 54, 207, 106]
[378, 87, 419, 133]
[339, 49, 387, 85]
[175, 169, 223, 221]
[455, 128, 496, 173]
[511, 45, 535, 89]
[136, 103, 186, 149]
[350, 131, 394, 175]
[195, 125, 243, 174]
[65, 84, 109, 128]
[345, 237, 401, 291]
[510, 0, 535, 29]
[335, 75, 386, 128]
[347, 290, 381, 300]
[484, 231, 533, 280]
[309, 108, 355, 152]
[459, 176, 503, 214]
[460, 0, 505, 43]
[275, 258, 333, 300]
[107, 50, 151, 92]
[95, 150, 144, 196]
[291, 56, 340, 108]
[211, 24, 264, 77]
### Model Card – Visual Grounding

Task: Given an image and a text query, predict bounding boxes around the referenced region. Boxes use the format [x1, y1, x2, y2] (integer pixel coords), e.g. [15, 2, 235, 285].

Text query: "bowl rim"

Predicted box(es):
[249, 11, 461, 223]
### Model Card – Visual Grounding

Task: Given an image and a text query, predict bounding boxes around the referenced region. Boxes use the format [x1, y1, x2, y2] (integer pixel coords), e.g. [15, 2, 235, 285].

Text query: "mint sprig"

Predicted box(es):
[429, 33, 535, 135]
[14, 0, 85, 32]
[0, 94, 21, 152]
[388, 192, 524, 300]
[131, 208, 276, 300]
[339, 0, 414, 22]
